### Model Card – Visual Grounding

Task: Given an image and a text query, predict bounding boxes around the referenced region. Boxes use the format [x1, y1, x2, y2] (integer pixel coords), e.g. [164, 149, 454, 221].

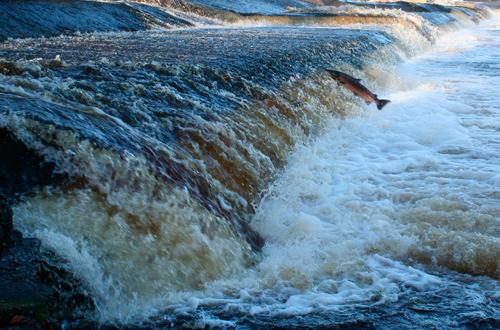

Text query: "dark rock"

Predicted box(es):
[0, 199, 13, 251]
[0, 129, 64, 201]
[0, 237, 53, 328]
[9, 314, 35, 327]
[0, 225, 94, 327]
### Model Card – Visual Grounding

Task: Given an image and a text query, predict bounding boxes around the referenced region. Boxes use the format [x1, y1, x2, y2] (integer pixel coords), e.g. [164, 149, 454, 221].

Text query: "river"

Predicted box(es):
[0, 2, 497, 328]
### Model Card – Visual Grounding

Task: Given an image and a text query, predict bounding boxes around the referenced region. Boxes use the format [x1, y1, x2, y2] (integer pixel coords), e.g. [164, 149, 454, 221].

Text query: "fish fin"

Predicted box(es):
[377, 99, 390, 110]
[365, 101, 370, 105]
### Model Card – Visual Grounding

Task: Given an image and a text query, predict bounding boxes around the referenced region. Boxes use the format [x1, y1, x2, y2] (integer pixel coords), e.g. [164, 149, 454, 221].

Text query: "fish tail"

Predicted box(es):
[376, 99, 390, 110]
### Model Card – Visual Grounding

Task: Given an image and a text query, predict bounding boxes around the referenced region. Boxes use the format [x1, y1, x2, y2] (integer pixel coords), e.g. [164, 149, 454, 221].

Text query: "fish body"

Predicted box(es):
[326, 69, 390, 110]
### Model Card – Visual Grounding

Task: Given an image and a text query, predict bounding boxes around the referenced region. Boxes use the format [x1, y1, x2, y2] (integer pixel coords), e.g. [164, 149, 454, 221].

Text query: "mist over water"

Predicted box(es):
[0, 1, 497, 328]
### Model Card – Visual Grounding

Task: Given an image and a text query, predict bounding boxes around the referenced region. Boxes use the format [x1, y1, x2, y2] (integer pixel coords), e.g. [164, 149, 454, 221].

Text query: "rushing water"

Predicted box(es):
[153, 11, 499, 328]
[135, 12, 499, 329]
[0, 2, 497, 328]
[242, 12, 500, 329]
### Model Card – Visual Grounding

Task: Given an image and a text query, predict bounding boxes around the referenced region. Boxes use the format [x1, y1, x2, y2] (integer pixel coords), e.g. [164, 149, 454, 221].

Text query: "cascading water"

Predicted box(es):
[0, 1, 497, 328]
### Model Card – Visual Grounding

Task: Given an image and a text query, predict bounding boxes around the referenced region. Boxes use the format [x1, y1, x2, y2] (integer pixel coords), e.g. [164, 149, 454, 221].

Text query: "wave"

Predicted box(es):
[0, 0, 494, 325]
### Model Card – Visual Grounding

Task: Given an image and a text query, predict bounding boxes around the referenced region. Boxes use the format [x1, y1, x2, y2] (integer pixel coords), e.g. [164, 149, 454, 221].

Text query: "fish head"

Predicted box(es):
[325, 69, 342, 78]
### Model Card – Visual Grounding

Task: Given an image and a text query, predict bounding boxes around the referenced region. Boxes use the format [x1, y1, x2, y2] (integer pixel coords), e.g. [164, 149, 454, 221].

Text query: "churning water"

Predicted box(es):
[245, 12, 500, 329]
[152, 12, 499, 329]
[0, 3, 497, 328]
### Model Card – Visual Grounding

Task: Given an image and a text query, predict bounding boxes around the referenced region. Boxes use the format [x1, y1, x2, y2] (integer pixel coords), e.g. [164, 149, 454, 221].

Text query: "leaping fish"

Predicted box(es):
[326, 69, 390, 110]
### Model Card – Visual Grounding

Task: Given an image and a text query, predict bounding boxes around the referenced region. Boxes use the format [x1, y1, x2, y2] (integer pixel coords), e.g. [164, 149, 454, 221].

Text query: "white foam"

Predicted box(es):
[8, 7, 499, 325]
[193, 13, 500, 316]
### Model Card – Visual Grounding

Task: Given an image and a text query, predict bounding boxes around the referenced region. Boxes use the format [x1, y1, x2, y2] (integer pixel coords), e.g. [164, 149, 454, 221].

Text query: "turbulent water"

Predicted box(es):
[0, 1, 498, 328]
[245, 14, 500, 328]
[159, 12, 499, 329]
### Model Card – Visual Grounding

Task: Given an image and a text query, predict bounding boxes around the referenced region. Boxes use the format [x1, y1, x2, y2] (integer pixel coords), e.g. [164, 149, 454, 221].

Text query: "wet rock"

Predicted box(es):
[0, 236, 53, 328]
[0, 199, 13, 251]
[0, 200, 94, 327]
[0, 232, 95, 328]
[0, 129, 66, 200]
[9, 314, 35, 327]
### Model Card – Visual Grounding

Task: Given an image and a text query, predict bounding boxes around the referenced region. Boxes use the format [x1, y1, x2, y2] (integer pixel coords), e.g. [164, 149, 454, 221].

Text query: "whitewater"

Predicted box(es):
[0, 2, 497, 328]
[172, 12, 500, 328]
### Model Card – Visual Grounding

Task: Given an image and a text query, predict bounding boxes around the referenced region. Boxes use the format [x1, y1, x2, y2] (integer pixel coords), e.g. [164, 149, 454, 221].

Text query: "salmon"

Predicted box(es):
[326, 69, 390, 110]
